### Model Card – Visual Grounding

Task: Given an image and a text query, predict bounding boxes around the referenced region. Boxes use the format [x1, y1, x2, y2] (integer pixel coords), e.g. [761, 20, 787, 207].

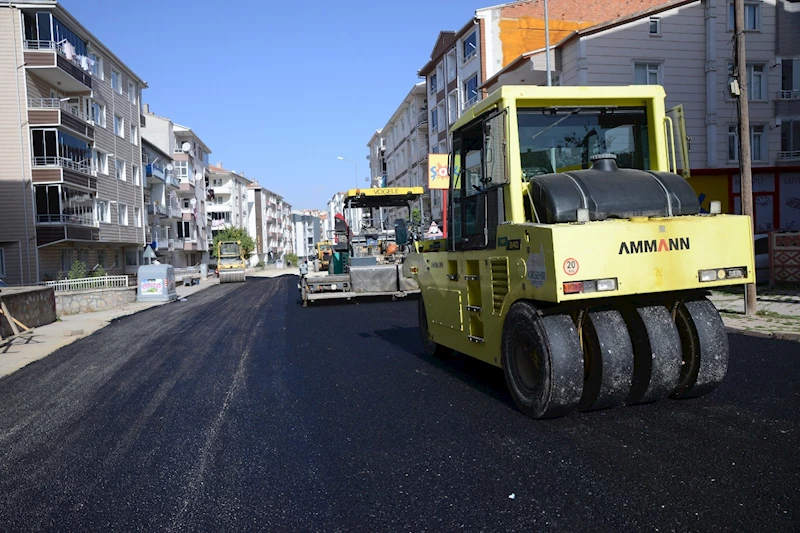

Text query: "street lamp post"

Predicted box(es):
[337, 156, 358, 188]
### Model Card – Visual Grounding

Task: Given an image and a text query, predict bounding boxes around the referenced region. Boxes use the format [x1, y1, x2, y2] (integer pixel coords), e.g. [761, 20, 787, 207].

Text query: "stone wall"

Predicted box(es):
[55, 287, 137, 316]
[0, 287, 56, 338]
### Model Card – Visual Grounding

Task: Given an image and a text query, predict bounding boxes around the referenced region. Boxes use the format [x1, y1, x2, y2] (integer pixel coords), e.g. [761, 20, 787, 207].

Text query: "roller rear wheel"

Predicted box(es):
[578, 309, 634, 411]
[671, 297, 729, 399]
[624, 305, 682, 405]
[501, 302, 583, 419]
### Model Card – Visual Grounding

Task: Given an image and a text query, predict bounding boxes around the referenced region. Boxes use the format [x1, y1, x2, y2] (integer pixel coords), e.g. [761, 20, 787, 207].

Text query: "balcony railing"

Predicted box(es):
[23, 40, 93, 88]
[36, 213, 96, 227]
[39, 275, 129, 292]
[148, 203, 167, 216]
[153, 227, 169, 241]
[27, 98, 90, 122]
[165, 174, 180, 188]
[32, 155, 92, 175]
[146, 163, 165, 180]
[462, 95, 479, 110]
[417, 111, 428, 126]
[777, 89, 800, 100]
[779, 150, 800, 161]
[462, 49, 477, 64]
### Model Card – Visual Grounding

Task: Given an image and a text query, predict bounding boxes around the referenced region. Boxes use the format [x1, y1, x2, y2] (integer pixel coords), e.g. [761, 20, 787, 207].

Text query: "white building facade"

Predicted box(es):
[483, 0, 800, 233]
[207, 164, 251, 238]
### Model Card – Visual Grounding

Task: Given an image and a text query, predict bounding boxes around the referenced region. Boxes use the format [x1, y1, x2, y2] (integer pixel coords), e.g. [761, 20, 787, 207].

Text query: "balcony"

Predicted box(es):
[210, 184, 232, 195]
[31, 156, 96, 191]
[165, 174, 180, 188]
[35, 213, 99, 246]
[27, 99, 94, 140]
[462, 95, 479, 110]
[779, 150, 800, 161]
[777, 90, 800, 100]
[147, 203, 167, 217]
[23, 41, 92, 92]
[179, 179, 195, 193]
[146, 163, 165, 181]
[416, 111, 428, 126]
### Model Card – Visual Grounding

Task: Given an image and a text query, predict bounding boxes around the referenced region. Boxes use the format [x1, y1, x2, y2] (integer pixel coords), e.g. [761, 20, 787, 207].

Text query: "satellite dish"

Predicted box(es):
[190, 198, 197, 206]
[181, 141, 191, 152]
[166, 164, 173, 171]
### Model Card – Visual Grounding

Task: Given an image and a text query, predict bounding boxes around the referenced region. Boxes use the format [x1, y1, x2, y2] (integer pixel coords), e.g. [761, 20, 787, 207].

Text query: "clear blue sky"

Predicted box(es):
[61, 0, 478, 210]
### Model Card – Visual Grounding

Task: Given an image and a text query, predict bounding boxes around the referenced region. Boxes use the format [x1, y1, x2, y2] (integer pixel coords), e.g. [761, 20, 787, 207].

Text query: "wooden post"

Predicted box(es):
[735, 0, 758, 315]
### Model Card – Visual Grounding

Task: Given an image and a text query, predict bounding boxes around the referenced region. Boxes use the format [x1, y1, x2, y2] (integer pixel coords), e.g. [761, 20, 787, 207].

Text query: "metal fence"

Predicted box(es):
[40, 275, 129, 292]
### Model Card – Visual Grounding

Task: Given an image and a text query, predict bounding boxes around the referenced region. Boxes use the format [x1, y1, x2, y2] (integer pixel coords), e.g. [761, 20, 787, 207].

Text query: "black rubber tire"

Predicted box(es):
[578, 309, 634, 411]
[671, 297, 729, 399]
[623, 305, 682, 405]
[418, 297, 447, 357]
[501, 302, 583, 419]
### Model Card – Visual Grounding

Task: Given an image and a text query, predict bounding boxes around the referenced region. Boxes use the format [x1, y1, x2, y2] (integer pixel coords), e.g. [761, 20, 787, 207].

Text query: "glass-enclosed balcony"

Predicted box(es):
[22, 11, 92, 91]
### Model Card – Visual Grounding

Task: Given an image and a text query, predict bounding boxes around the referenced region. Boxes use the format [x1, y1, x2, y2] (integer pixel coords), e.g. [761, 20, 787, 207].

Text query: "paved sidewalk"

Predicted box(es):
[0, 267, 298, 379]
[708, 285, 800, 342]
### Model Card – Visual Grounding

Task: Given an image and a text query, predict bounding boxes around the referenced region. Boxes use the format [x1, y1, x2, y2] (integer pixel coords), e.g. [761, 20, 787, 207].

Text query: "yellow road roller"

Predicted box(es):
[405, 85, 755, 419]
[217, 240, 246, 283]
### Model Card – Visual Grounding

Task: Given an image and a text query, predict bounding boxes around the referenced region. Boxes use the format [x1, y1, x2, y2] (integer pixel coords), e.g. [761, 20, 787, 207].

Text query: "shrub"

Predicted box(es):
[67, 261, 87, 280]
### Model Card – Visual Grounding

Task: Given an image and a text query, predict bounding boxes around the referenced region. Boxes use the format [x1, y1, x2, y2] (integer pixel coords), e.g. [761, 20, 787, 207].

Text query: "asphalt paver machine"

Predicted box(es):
[406, 85, 755, 418]
[300, 187, 423, 306]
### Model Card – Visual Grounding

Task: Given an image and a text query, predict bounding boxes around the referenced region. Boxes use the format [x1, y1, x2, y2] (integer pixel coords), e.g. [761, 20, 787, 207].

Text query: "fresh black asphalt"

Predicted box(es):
[0, 276, 797, 531]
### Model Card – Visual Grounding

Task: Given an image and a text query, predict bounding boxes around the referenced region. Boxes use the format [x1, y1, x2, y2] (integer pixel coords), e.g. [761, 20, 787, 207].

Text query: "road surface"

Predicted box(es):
[0, 276, 797, 531]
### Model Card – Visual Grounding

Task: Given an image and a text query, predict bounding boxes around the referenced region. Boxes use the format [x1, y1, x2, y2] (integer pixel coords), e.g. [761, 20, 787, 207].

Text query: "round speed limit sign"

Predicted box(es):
[563, 258, 579, 276]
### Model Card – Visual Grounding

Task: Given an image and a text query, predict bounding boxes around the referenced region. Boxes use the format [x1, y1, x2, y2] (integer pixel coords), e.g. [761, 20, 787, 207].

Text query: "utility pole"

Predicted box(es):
[544, 0, 552, 86]
[735, 0, 757, 315]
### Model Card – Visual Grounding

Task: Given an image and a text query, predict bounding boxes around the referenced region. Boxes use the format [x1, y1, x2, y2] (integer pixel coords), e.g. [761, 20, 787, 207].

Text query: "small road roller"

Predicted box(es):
[217, 240, 247, 283]
[405, 85, 755, 419]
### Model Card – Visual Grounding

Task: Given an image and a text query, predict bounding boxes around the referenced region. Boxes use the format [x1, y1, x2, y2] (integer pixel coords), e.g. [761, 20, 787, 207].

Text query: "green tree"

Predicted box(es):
[410, 207, 422, 224]
[67, 260, 87, 280]
[211, 227, 256, 258]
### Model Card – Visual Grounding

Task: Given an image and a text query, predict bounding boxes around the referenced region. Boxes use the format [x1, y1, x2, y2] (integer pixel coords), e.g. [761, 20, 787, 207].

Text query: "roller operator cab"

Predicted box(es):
[406, 85, 755, 419]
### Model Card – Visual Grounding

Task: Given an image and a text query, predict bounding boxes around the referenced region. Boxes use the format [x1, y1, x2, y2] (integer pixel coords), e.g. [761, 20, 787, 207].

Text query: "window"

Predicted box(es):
[430, 74, 437, 94]
[728, 2, 760, 30]
[448, 91, 458, 123]
[175, 160, 189, 180]
[77, 248, 88, 265]
[92, 149, 108, 175]
[111, 70, 122, 93]
[634, 62, 661, 85]
[0, 247, 5, 278]
[463, 75, 479, 109]
[118, 204, 128, 225]
[134, 207, 142, 227]
[89, 53, 103, 79]
[116, 159, 126, 181]
[748, 64, 766, 100]
[752, 125, 766, 161]
[96, 199, 110, 223]
[130, 124, 138, 145]
[431, 107, 439, 132]
[462, 32, 477, 63]
[61, 249, 73, 273]
[781, 120, 800, 160]
[127, 82, 136, 104]
[91, 102, 105, 127]
[133, 164, 140, 185]
[97, 249, 106, 268]
[114, 115, 124, 137]
[649, 17, 661, 35]
[782, 58, 800, 98]
[728, 124, 768, 162]
[446, 49, 457, 81]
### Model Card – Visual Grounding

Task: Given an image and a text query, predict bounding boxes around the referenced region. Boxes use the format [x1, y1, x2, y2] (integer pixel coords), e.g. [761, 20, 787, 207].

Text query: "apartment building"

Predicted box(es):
[292, 211, 322, 260]
[142, 137, 180, 262]
[207, 164, 251, 238]
[482, 0, 800, 233]
[326, 191, 364, 236]
[368, 83, 430, 224]
[0, 0, 147, 284]
[417, 0, 669, 224]
[247, 182, 294, 263]
[142, 109, 212, 267]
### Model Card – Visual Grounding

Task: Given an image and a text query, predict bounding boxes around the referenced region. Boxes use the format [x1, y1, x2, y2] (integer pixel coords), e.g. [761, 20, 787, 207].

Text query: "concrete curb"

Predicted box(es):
[725, 326, 800, 342]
